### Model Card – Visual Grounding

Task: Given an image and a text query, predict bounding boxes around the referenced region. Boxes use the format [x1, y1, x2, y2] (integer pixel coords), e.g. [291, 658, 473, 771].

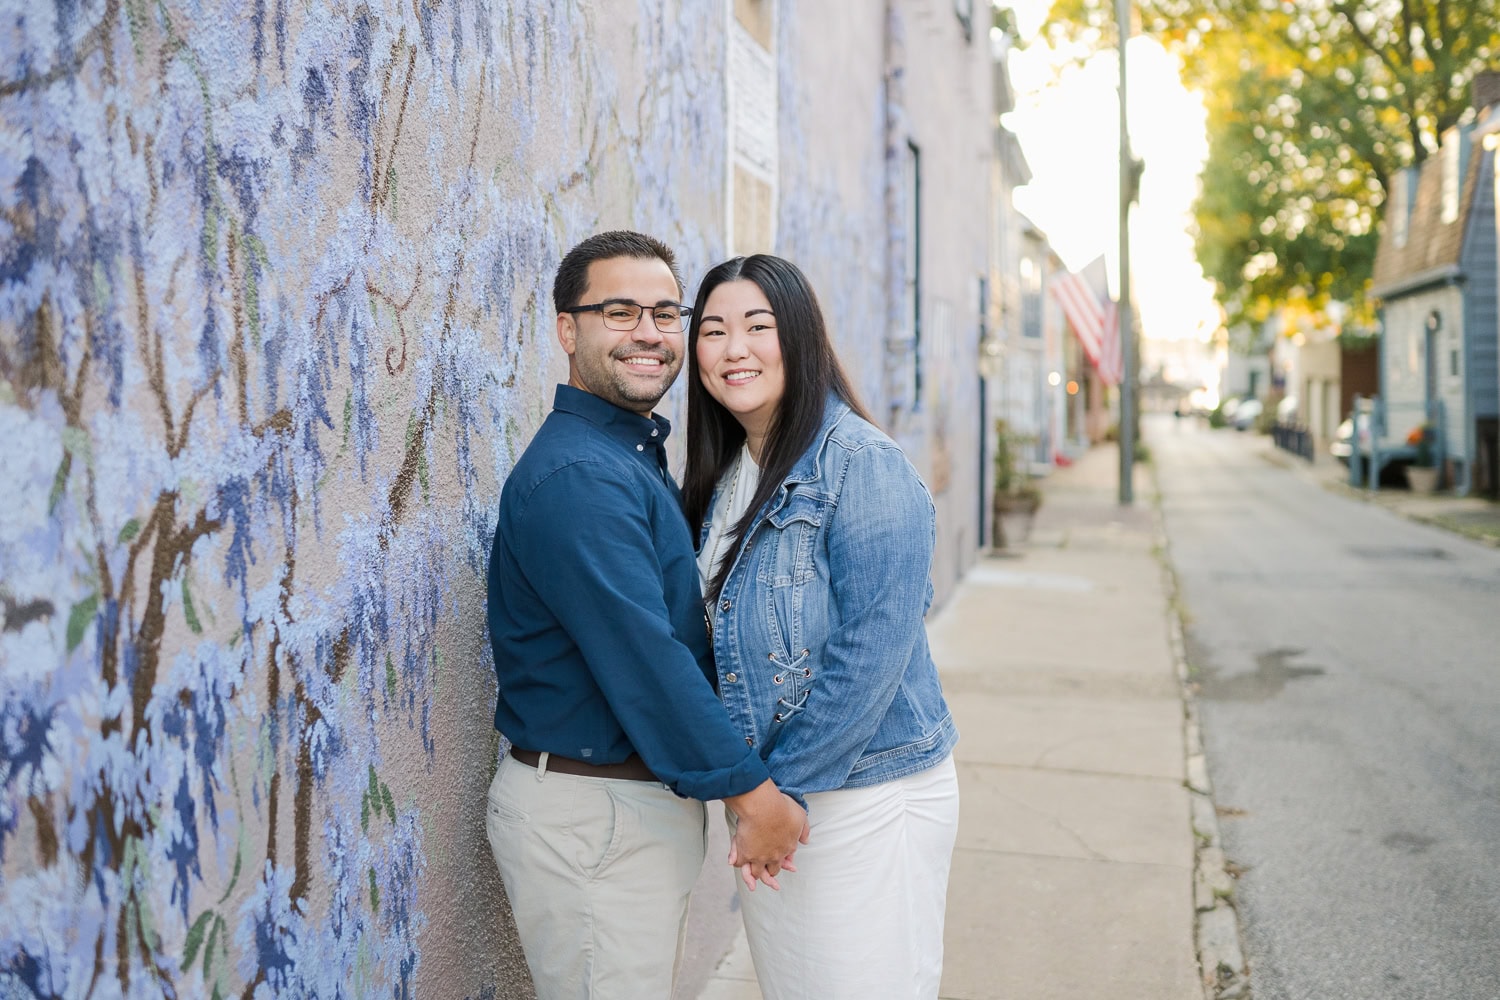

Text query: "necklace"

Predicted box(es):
[702, 447, 756, 644]
[704, 449, 746, 585]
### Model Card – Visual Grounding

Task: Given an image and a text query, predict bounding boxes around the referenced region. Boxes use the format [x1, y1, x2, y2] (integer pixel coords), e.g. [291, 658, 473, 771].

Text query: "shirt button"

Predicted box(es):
[744, 736, 754, 746]
[636, 444, 644, 452]
[720, 599, 732, 611]
[725, 672, 738, 683]
[651, 428, 660, 437]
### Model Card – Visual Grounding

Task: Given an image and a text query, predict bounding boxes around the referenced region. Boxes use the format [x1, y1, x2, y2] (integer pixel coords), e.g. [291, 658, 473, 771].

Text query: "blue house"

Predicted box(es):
[1370, 75, 1500, 496]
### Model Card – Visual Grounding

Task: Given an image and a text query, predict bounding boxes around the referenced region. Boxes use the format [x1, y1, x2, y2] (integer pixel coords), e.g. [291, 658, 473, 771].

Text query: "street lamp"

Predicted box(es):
[1116, 0, 1138, 506]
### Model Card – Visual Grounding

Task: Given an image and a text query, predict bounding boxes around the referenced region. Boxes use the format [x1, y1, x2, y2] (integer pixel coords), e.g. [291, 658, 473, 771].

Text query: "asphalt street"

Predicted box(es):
[1153, 415, 1500, 1000]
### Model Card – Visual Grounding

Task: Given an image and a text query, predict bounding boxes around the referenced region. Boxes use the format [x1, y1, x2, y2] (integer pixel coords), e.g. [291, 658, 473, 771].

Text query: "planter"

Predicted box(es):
[1405, 465, 1439, 495]
[991, 493, 1040, 550]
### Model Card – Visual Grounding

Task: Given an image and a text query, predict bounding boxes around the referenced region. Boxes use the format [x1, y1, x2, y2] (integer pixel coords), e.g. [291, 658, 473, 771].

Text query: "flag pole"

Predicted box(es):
[1116, 0, 1136, 506]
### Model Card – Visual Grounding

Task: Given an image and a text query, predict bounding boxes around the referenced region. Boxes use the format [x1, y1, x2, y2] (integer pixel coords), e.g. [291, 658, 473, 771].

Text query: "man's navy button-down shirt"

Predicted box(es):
[487, 385, 770, 801]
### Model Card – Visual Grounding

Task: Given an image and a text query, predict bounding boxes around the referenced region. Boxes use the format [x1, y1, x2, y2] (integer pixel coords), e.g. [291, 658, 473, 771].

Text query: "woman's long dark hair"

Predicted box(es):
[683, 254, 872, 601]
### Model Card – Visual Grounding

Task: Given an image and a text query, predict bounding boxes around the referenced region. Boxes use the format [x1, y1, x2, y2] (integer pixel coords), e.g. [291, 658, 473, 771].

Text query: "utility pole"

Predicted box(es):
[1116, 0, 1137, 506]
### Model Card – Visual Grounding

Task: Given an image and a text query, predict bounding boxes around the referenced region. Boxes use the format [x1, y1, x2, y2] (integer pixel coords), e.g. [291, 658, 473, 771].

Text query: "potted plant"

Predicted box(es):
[991, 419, 1041, 550]
[1405, 423, 1439, 494]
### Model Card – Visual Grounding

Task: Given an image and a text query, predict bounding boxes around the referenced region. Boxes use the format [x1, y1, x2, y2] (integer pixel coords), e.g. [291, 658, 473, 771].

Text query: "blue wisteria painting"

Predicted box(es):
[0, 0, 727, 994]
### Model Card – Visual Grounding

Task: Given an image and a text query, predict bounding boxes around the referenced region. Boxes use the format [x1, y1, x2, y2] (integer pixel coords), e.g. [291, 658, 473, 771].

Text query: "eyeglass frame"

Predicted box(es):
[559, 298, 694, 334]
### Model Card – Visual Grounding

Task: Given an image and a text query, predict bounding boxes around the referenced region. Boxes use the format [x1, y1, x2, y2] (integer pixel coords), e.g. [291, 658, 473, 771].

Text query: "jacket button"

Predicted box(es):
[720, 599, 732, 611]
[636, 444, 644, 451]
[725, 672, 738, 683]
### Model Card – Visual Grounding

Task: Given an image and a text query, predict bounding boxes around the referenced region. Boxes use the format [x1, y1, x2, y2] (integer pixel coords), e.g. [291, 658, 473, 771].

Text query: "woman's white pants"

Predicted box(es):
[731, 755, 961, 1000]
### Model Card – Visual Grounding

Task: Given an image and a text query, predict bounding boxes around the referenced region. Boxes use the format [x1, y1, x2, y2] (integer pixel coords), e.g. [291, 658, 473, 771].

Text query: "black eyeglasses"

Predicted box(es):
[561, 299, 693, 334]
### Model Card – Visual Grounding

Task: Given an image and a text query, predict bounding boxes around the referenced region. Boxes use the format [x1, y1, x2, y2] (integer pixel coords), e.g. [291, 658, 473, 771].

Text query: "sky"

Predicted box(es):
[1000, 1, 1223, 346]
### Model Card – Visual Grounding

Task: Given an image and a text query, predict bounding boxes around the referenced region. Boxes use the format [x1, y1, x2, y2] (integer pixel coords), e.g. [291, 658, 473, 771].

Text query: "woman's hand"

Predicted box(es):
[727, 792, 811, 890]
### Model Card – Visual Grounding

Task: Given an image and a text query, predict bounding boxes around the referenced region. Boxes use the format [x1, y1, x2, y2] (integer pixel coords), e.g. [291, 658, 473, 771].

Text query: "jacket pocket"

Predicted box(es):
[757, 494, 826, 587]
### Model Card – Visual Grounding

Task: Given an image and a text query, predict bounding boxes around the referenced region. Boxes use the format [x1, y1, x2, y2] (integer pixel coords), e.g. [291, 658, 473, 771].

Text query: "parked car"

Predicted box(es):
[1330, 416, 1366, 463]
[1232, 398, 1263, 431]
[1332, 414, 1414, 485]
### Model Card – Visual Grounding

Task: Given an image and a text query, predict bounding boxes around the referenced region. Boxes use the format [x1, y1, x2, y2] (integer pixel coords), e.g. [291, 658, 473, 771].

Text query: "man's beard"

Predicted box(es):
[585, 345, 681, 409]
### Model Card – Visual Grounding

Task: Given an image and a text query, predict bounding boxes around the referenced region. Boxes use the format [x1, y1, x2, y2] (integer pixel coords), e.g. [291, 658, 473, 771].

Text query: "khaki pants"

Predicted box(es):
[485, 753, 710, 999]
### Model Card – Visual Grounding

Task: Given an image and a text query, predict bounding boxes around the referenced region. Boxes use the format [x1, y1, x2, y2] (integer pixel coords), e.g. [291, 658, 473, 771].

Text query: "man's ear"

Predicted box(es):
[556, 313, 576, 356]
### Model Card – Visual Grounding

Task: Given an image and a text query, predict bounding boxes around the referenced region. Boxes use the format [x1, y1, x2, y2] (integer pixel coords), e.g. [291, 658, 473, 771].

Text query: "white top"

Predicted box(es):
[697, 443, 762, 591]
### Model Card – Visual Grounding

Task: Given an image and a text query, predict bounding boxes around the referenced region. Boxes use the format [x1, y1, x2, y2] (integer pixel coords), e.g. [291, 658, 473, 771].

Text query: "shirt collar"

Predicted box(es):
[552, 384, 673, 449]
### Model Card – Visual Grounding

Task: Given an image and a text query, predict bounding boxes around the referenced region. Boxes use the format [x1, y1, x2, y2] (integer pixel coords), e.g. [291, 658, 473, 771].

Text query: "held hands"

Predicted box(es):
[724, 783, 810, 891]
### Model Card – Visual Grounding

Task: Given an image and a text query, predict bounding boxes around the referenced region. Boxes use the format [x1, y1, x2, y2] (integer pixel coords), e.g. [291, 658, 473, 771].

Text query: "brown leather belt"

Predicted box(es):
[509, 747, 658, 782]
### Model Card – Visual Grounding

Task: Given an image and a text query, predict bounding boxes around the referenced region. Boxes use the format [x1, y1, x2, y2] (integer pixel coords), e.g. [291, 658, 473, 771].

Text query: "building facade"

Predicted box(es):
[1372, 78, 1500, 494]
[0, 1, 998, 995]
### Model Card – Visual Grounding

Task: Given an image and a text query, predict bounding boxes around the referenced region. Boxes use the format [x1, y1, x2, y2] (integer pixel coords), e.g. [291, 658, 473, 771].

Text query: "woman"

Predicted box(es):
[683, 254, 960, 999]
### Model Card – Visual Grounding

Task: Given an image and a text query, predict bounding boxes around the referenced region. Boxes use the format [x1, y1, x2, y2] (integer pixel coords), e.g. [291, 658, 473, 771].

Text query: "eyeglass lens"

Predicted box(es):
[599, 303, 687, 334]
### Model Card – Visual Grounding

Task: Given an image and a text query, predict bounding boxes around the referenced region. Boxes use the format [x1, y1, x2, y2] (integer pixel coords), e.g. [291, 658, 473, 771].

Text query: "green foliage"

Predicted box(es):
[380, 781, 396, 819]
[182, 910, 213, 968]
[47, 453, 69, 513]
[1412, 424, 1436, 467]
[1192, 36, 1383, 325]
[1044, 0, 1500, 322]
[66, 593, 98, 652]
[181, 909, 228, 981]
[992, 419, 1041, 503]
[182, 578, 203, 634]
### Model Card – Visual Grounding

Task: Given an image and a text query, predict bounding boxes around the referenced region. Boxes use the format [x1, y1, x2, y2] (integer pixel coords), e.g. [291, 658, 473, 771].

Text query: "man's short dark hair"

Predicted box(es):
[552, 231, 684, 313]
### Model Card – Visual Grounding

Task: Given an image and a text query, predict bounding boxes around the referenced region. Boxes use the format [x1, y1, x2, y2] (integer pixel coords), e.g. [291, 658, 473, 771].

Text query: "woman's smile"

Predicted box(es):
[696, 279, 786, 458]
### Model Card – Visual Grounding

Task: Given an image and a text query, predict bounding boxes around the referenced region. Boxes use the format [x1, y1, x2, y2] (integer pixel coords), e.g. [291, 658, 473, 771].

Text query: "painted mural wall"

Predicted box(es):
[0, 1, 728, 995]
[1, 0, 994, 995]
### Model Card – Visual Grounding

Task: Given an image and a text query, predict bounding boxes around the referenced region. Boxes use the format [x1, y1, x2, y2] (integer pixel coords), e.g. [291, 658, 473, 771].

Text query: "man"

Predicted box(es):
[485, 231, 807, 999]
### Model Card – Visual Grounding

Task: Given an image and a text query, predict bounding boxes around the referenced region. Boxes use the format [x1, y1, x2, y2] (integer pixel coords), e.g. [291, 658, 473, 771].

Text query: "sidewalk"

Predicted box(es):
[1257, 436, 1500, 548]
[698, 445, 1219, 999]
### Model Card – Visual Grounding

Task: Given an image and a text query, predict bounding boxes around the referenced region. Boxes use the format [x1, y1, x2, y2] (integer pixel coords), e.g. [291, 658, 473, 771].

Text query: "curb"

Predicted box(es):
[1148, 472, 1253, 1000]
[1257, 441, 1500, 549]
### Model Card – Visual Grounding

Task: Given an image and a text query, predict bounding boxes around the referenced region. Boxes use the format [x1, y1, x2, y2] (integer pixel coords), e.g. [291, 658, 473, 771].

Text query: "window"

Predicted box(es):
[727, 1, 777, 255]
[1020, 254, 1041, 338]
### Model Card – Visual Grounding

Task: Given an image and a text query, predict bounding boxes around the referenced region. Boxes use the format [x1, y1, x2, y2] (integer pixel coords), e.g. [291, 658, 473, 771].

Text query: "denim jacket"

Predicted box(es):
[700, 396, 958, 804]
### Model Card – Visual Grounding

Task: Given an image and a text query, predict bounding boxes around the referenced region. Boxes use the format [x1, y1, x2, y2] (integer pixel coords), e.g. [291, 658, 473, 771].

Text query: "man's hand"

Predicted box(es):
[723, 781, 810, 891]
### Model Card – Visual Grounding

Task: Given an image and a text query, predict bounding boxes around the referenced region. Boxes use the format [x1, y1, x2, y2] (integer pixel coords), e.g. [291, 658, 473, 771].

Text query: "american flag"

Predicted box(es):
[1049, 269, 1123, 386]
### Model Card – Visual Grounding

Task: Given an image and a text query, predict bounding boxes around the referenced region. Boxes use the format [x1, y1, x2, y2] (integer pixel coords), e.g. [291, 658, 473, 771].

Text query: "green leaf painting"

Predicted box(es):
[66, 593, 98, 652]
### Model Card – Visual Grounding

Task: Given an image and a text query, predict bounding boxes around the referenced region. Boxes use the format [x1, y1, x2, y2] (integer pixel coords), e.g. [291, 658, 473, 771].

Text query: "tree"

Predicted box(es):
[1042, 0, 1500, 324]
